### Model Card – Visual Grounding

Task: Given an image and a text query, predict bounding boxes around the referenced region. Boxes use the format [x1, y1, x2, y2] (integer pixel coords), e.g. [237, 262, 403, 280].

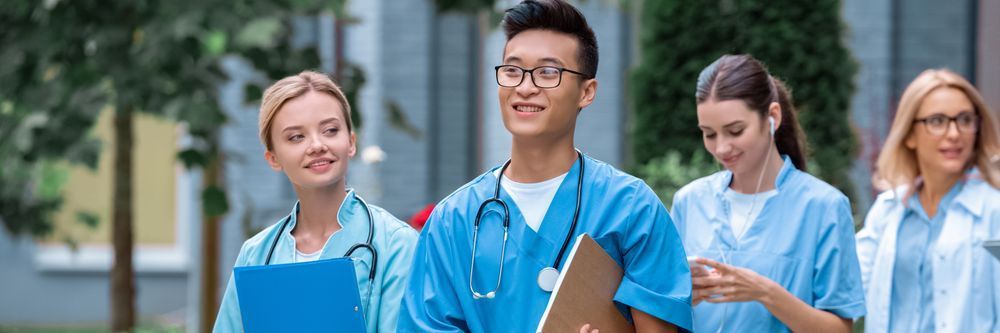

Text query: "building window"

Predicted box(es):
[35, 109, 192, 273]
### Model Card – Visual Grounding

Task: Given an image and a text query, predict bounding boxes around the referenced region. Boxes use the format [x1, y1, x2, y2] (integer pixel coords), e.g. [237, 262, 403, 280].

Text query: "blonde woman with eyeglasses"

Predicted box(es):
[856, 69, 1000, 333]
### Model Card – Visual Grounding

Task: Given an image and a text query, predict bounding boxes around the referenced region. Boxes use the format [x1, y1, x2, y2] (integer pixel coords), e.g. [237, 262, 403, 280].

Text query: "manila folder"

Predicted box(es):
[536, 233, 633, 333]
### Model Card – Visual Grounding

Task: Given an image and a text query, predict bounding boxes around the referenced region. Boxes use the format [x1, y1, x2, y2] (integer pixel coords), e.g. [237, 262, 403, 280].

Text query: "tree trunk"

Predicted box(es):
[200, 152, 221, 333]
[111, 105, 136, 332]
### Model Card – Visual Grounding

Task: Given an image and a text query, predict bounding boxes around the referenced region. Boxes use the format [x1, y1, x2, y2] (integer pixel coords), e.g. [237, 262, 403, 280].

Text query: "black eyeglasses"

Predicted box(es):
[494, 65, 592, 89]
[912, 112, 980, 136]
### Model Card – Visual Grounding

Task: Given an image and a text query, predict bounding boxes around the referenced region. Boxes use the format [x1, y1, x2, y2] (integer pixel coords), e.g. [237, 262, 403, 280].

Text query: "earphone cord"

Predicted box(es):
[715, 125, 774, 333]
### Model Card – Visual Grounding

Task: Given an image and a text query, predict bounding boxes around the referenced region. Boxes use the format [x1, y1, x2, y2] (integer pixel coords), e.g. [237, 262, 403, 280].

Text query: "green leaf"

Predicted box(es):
[385, 99, 423, 140]
[202, 185, 229, 217]
[38, 162, 69, 199]
[235, 17, 283, 49]
[65, 138, 102, 170]
[202, 30, 227, 56]
[75, 210, 100, 229]
[62, 235, 80, 253]
[177, 149, 208, 169]
[243, 84, 263, 105]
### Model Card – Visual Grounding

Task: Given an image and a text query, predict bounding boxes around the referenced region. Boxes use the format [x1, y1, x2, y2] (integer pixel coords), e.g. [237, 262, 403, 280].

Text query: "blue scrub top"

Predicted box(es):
[398, 154, 693, 332]
[889, 180, 961, 332]
[213, 190, 418, 333]
[670, 155, 866, 332]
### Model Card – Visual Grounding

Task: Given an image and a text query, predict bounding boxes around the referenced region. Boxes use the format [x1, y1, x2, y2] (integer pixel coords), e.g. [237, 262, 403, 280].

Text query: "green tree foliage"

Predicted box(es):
[0, 0, 337, 235]
[1, 0, 341, 330]
[631, 0, 858, 201]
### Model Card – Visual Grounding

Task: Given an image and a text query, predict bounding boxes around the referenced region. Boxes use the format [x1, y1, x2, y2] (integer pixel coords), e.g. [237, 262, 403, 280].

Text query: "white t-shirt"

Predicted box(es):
[295, 248, 322, 263]
[724, 188, 777, 241]
[494, 169, 567, 232]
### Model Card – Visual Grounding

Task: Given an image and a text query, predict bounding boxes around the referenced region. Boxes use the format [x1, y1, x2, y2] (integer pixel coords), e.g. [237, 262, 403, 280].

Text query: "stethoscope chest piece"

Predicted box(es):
[537, 267, 559, 292]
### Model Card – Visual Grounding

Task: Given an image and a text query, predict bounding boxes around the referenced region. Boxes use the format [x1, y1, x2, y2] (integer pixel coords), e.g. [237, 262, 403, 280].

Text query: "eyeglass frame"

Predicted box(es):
[912, 112, 980, 136]
[494, 65, 593, 89]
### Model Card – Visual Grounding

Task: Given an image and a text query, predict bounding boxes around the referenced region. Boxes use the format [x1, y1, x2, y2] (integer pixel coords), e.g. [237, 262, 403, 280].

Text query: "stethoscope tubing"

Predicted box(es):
[262, 193, 379, 329]
[469, 150, 584, 299]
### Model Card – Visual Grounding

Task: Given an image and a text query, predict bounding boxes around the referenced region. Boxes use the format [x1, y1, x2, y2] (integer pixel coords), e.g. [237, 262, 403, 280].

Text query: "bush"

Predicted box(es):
[635, 150, 719, 205]
[631, 0, 858, 204]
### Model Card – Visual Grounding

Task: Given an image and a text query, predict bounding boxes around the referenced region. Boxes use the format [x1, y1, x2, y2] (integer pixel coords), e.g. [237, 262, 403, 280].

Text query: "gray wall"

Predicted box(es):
[892, 0, 976, 94]
[0, 230, 187, 325]
[978, 0, 1000, 113]
[843, 0, 894, 210]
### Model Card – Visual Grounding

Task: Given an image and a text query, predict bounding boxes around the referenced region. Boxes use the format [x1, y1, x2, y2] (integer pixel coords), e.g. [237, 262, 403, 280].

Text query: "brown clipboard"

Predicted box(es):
[536, 233, 634, 333]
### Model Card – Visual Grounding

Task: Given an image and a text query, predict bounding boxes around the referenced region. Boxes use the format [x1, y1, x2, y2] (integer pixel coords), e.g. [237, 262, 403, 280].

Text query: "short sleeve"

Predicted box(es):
[612, 184, 693, 332]
[397, 207, 468, 333]
[812, 195, 866, 319]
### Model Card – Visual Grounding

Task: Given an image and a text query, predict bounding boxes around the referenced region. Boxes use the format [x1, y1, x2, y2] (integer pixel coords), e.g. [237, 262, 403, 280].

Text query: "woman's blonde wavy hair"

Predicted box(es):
[877, 69, 1000, 189]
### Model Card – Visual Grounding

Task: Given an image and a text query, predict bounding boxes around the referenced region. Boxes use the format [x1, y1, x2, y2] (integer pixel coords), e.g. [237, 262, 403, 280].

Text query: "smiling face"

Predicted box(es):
[498, 29, 596, 141]
[265, 90, 356, 191]
[906, 87, 978, 178]
[697, 99, 773, 175]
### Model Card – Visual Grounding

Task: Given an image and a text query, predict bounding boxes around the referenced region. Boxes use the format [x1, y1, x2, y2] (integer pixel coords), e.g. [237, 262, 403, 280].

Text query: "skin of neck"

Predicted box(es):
[916, 163, 964, 218]
[507, 131, 578, 183]
[730, 145, 783, 194]
[291, 181, 347, 251]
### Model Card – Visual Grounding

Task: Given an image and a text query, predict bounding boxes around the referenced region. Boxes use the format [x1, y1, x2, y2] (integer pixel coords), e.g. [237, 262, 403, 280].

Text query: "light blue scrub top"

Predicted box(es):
[889, 180, 961, 332]
[398, 154, 693, 332]
[213, 190, 418, 333]
[670, 155, 866, 332]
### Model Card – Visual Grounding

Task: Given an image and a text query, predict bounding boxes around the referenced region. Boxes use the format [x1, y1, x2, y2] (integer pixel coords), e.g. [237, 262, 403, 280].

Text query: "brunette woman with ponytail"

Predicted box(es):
[670, 54, 865, 332]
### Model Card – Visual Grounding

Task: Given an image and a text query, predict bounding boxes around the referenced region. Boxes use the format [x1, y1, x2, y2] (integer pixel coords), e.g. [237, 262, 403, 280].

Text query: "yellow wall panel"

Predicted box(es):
[48, 109, 178, 245]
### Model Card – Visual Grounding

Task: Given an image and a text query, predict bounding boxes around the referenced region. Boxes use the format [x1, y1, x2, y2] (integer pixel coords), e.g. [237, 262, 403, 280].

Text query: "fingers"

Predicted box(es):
[692, 274, 725, 288]
[691, 288, 715, 303]
[695, 257, 728, 272]
[705, 294, 742, 303]
[693, 283, 731, 302]
[702, 286, 744, 304]
[690, 265, 710, 277]
[580, 323, 598, 333]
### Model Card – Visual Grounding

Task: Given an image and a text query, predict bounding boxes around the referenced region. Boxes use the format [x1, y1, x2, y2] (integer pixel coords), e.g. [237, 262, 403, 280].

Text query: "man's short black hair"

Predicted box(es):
[501, 0, 598, 79]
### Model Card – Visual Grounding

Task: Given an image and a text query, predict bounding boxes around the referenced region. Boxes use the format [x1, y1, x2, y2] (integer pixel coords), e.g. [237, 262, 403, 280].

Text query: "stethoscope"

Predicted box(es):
[264, 193, 378, 324]
[469, 150, 585, 299]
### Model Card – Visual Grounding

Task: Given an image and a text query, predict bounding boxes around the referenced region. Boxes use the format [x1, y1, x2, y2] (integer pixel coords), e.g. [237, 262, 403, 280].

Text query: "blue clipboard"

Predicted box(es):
[234, 257, 367, 333]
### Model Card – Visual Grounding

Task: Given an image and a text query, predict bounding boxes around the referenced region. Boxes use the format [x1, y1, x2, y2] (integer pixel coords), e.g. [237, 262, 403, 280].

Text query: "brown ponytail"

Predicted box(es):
[695, 54, 809, 171]
[769, 76, 809, 171]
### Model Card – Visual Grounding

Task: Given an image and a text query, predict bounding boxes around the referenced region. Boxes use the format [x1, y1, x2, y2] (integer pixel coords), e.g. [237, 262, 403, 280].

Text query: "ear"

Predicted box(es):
[905, 131, 917, 150]
[348, 132, 357, 158]
[768, 102, 782, 132]
[264, 150, 282, 171]
[577, 78, 598, 110]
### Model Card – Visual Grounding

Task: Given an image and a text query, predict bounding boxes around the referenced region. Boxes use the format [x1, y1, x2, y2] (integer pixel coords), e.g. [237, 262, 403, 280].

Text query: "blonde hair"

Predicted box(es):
[877, 69, 1000, 188]
[258, 71, 353, 151]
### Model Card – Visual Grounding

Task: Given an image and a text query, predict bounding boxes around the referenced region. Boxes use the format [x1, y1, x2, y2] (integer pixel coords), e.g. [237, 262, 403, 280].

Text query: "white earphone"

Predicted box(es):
[768, 116, 776, 136]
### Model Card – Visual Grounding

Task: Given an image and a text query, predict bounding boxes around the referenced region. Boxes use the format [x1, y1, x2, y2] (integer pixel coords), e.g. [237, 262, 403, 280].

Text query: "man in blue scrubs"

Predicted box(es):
[398, 1, 692, 332]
